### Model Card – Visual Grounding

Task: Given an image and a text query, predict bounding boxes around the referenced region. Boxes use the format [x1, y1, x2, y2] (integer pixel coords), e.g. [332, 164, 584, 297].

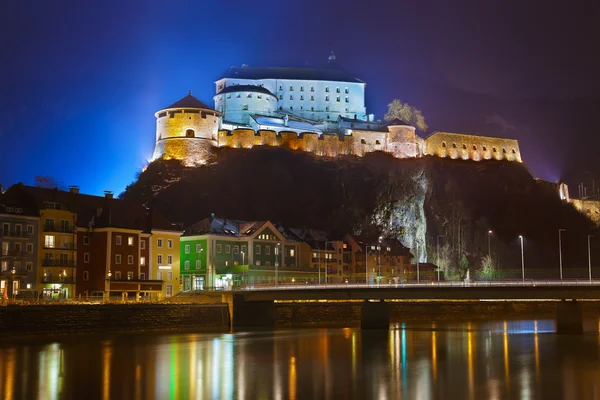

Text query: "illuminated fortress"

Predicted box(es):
[152, 58, 522, 165]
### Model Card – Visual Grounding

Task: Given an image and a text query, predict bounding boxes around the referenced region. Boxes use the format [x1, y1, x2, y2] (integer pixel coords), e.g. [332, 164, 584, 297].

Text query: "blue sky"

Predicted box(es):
[1, 0, 599, 194]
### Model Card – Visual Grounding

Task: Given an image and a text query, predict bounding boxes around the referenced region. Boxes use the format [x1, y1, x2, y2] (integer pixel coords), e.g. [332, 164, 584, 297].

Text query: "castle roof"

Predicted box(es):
[386, 118, 411, 126]
[220, 66, 364, 84]
[162, 92, 214, 111]
[217, 85, 276, 97]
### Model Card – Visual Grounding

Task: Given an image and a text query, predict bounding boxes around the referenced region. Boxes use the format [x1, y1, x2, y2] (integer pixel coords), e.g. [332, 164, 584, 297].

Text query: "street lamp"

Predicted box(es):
[276, 243, 281, 287]
[106, 271, 112, 300]
[436, 235, 445, 282]
[519, 235, 525, 282]
[559, 229, 566, 280]
[588, 235, 594, 283]
[378, 236, 382, 286]
[488, 230, 493, 258]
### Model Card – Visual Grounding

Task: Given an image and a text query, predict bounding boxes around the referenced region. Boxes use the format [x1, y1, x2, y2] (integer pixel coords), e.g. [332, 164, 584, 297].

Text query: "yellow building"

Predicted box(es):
[38, 201, 77, 299]
[150, 229, 182, 299]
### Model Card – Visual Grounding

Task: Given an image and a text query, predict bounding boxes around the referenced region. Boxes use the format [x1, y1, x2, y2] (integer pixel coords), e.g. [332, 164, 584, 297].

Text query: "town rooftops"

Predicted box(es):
[4, 184, 178, 232]
[161, 91, 215, 111]
[183, 217, 267, 237]
[386, 118, 411, 126]
[220, 66, 364, 84]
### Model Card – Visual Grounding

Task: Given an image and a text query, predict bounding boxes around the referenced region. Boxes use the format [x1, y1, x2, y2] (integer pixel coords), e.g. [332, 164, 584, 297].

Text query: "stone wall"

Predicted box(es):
[0, 304, 229, 338]
[156, 109, 219, 141]
[571, 199, 600, 226]
[425, 131, 522, 162]
[153, 137, 216, 166]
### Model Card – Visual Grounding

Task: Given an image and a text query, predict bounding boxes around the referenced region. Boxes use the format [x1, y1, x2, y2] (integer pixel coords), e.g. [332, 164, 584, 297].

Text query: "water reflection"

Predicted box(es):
[0, 319, 599, 399]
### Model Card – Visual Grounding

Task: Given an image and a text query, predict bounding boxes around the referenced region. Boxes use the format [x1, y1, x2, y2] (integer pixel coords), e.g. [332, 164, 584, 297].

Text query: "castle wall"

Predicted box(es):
[153, 137, 216, 166]
[214, 92, 276, 124]
[350, 130, 387, 156]
[425, 131, 522, 162]
[156, 108, 219, 141]
[571, 199, 600, 226]
[387, 125, 417, 158]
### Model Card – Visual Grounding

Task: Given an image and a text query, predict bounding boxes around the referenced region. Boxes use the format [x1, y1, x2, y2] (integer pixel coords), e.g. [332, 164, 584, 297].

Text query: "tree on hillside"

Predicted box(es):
[384, 99, 429, 132]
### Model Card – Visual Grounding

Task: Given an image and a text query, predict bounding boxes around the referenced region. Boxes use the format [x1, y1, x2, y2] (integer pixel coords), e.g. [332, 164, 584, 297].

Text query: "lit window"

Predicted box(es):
[128, 236, 134, 246]
[157, 271, 163, 280]
[127, 272, 133, 280]
[44, 235, 55, 248]
[140, 256, 146, 266]
[116, 235, 122, 245]
[290, 249, 295, 257]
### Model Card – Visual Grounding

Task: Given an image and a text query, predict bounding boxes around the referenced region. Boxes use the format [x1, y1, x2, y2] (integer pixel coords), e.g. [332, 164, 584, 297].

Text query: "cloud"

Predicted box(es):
[485, 114, 516, 135]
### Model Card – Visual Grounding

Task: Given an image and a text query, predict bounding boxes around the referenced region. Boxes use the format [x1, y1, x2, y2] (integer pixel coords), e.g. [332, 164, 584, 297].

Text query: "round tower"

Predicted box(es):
[385, 119, 417, 158]
[213, 85, 277, 125]
[152, 91, 221, 166]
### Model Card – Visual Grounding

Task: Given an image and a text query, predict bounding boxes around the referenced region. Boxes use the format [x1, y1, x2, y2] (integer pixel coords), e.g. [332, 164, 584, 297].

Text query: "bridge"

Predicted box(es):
[195, 281, 600, 334]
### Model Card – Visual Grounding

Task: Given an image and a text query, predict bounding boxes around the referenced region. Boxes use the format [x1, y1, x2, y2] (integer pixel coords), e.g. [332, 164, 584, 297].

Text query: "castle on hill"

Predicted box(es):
[152, 56, 522, 166]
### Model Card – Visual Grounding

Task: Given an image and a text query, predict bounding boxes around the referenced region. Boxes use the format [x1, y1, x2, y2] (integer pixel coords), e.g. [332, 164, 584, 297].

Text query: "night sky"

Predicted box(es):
[1, 0, 599, 195]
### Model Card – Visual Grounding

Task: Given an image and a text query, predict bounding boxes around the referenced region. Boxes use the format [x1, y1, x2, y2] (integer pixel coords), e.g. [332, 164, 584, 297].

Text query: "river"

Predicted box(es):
[1, 319, 600, 399]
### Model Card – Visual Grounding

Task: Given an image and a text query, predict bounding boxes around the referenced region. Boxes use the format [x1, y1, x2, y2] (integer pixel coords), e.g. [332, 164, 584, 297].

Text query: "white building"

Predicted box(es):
[214, 57, 372, 134]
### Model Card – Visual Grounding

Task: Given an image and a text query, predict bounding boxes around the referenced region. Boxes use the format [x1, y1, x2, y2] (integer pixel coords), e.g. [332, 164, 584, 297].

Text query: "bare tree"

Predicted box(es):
[384, 99, 429, 132]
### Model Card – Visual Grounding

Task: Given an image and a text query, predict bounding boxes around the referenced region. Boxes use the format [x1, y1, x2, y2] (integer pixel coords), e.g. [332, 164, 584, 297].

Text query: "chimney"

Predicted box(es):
[104, 191, 113, 199]
[69, 186, 80, 194]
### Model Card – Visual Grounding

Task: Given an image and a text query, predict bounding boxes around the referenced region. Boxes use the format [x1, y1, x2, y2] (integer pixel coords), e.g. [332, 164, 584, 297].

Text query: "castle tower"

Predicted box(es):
[386, 119, 417, 158]
[152, 91, 221, 166]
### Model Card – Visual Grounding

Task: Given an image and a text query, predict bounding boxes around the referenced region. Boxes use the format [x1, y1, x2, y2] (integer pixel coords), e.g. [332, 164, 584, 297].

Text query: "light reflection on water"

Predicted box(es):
[0, 319, 600, 399]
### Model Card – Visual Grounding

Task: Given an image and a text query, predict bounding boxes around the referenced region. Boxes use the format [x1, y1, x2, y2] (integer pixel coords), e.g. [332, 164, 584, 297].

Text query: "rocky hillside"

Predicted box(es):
[122, 147, 598, 279]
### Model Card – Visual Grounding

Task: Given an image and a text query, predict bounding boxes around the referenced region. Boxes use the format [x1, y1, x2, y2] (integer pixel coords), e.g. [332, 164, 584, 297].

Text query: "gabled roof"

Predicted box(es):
[220, 66, 364, 84]
[386, 118, 411, 126]
[161, 92, 215, 111]
[345, 234, 413, 257]
[183, 217, 269, 237]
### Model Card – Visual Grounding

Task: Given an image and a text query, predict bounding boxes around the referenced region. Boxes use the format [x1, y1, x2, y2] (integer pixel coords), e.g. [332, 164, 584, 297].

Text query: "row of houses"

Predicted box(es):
[0, 184, 419, 301]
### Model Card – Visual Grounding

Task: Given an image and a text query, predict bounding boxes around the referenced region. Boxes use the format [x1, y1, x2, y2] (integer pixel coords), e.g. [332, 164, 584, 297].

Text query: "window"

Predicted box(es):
[326, 106, 329, 111]
[300, 86, 304, 92]
[140, 240, 145, 249]
[463, 144, 467, 149]
[361, 139, 366, 144]
[325, 87, 329, 92]
[83, 236, 89, 245]
[2, 223, 9, 235]
[441, 142, 446, 148]
[127, 272, 133, 280]
[26, 243, 33, 253]
[279, 85, 282, 91]
[157, 254, 163, 264]
[336, 96, 340, 102]
[157, 239, 163, 248]
[196, 244, 202, 253]
[255, 245, 261, 255]
[196, 260, 201, 269]
[289, 95, 293, 100]
[45, 218, 55, 231]
[247, 94, 252, 98]
[116, 235, 122, 245]
[493, 147, 497, 153]
[290, 249, 295, 257]
[26, 262, 32, 271]
[242, 105, 248, 110]
[128, 255, 133, 264]
[512, 149, 516, 154]
[167, 240, 173, 249]
[275, 246, 279, 255]
[311, 86, 314, 92]
[115, 271, 121, 280]
[44, 235, 55, 248]
[300, 95, 304, 101]
[167, 271, 173, 281]
[336, 87, 340, 93]
[157, 271, 163, 280]
[241, 245, 247, 253]
[140, 273, 146, 280]
[61, 220, 70, 232]
[376, 140, 381, 145]
[345, 88, 349, 94]
[265, 246, 270, 255]
[83, 271, 89, 281]
[1, 261, 6, 272]
[166, 284, 173, 297]
[325, 96, 329, 101]
[185, 245, 190, 254]
[225, 245, 230, 254]
[452, 143, 457, 148]
[279, 95, 283, 100]
[233, 245, 239, 254]
[186, 129, 195, 138]
[503, 148, 507, 153]
[311, 96, 314, 101]
[473, 145, 477, 150]
[483, 146, 487, 151]
[345, 96, 349, 103]
[167, 255, 173, 264]
[140, 256, 146, 266]
[217, 244, 222, 254]
[289, 85, 293, 91]
[128, 236, 134, 246]
[27, 225, 33, 235]
[115, 254, 121, 264]
[84, 253, 90, 263]
[265, 261, 271, 266]
[185, 261, 190, 270]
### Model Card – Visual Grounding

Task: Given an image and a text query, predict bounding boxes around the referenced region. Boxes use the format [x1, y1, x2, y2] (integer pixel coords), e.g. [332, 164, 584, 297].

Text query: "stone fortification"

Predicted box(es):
[571, 199, 600, 226]
[425, 131, 522, 162]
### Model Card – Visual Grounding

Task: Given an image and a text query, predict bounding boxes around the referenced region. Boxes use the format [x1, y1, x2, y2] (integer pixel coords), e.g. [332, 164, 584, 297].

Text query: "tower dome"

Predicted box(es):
[214, 85, 277, 125]
[152, 92, 222, 166]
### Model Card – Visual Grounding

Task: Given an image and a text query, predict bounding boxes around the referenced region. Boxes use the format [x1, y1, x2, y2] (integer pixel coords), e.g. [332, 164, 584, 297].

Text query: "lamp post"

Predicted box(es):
[276, 243, 280, 287]
[488, 230, 493, 258]
[241, 251, 245, 288]
[106, 271, 112, 301]
[559, 229, 565, 280]
[365, 244, 368, 286]
[588, 235, 594, 283]
[519, 235, 525, 282]
[378, 237, 382, 286]
[436, 235, 445, 282]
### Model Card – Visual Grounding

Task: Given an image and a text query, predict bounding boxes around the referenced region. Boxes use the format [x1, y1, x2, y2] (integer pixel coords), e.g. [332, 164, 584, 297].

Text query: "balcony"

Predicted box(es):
[42, 259, 77, 267]
[0, 230, 33, 238]
[1, 250, 30, 258]
[43, 225, 74, 234]
[43, 243, 76, 250]
[42, 276, 75, 284]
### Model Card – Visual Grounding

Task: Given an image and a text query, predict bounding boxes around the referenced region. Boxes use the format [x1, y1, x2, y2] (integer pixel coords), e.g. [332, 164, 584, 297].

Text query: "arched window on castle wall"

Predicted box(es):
[361, 139, 367, 144]
[452, 143, 457, 148]
[186, 129, 195, 138]
[483, 146, 487, 151]
[473, 145, 477, 150]
[502, 148, 507, 153]
[441, 142, 446, 148]
[493, 147, 497, 152]
[376, 140, 381, 145]
[512, 149, 516, 154]
[462, 144, 467, 149]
